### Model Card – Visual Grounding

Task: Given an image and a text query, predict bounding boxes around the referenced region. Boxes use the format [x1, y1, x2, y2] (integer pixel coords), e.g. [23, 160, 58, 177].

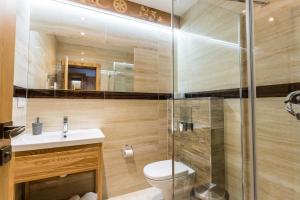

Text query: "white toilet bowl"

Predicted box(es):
[143, 160, 195, 200]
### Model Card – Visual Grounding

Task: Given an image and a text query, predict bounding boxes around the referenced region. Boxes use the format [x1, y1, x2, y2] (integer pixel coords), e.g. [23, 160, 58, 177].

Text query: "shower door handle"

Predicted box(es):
[284, 91, 300, 120]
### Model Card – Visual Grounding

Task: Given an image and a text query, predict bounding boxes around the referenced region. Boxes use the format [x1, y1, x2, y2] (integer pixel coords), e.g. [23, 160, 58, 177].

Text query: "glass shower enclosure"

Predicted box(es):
[172, 0, 300, 200]
[171, 0, 247, 199]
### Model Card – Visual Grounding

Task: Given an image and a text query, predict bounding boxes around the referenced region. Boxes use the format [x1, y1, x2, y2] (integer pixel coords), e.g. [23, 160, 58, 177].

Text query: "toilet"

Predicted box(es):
[144, 160, 195, 200]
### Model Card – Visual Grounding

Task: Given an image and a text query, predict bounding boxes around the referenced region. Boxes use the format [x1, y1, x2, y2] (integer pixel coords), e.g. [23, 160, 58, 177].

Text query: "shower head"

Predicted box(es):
[227, 0, 269, 5]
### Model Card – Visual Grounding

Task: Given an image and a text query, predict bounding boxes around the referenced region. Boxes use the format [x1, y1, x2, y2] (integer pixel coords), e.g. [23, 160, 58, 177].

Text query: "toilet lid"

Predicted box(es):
[144, 160, 194, 181]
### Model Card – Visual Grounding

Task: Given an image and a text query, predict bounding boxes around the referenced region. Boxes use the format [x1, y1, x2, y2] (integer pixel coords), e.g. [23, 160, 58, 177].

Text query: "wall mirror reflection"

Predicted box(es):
[28, 0, 172, 93]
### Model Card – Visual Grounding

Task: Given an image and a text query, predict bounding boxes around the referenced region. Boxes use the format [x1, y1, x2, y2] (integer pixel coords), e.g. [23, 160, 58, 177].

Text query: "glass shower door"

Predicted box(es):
[172, 0, 247, 199]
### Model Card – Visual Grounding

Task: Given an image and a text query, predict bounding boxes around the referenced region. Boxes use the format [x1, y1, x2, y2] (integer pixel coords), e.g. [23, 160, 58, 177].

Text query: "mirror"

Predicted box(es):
[27, 0, 172, 93]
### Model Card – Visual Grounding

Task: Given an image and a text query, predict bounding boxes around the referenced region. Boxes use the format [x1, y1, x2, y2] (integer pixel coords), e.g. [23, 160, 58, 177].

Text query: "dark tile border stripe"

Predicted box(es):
[184, 88, 248, 99]
[14, 86, 27, 98]
[185, 82, 300, 99]
[256, 82, 300, 98]
[14, 82, 300, 100]
[14, 86, 172, 100]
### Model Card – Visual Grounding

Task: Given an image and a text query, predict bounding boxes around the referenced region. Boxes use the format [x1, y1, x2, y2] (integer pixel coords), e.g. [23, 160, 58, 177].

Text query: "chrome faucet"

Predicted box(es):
[63, 116, 68, 138]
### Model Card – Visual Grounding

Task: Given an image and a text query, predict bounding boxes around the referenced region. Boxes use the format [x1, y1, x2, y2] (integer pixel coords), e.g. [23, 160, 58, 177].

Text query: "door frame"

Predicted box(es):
[0, 0, 17, 200]
[63, 60, 101, 91]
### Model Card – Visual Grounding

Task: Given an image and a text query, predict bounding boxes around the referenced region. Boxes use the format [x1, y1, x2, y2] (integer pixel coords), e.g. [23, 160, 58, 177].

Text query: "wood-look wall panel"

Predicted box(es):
[175, 2, 245, 198]
[256, 98, 300, 199]
[56, 42, 134, 71]
[253, 1, 300, 200]
[69, 0, 173, 27]
[133, 48, 159, 93]
[176, 0, 242, 94]
[254, 0, 300, 86]
[25, 99, 168, 198]
[28, 31, 57, 89]
[224, 99, 243, 200]
[168, 98, 225, 189]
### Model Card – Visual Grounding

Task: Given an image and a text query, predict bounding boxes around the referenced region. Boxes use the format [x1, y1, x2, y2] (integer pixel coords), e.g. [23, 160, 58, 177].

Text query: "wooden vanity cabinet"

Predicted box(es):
[11, 143, 103, 200]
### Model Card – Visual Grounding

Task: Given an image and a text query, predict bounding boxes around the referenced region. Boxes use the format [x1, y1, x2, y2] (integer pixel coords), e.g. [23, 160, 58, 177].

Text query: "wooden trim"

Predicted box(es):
[0, 0, 16, 124]
[64, 61, 101, 91]
[96, 67, 100, 91]
[13, 144, 103, 199]
[64, 56, 69, 90]
[0, 0, 16, 200]
[68, 0, 179, 27]
[13, 144, 102, 181]
[67, 61, 100, 69]
[96, 144, 103, 200]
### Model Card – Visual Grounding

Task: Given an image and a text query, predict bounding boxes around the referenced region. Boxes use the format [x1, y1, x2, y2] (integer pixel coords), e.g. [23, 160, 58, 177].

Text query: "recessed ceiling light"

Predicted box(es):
[81, 17, 85, 21]
[80, 32, 85, 36]
[242, 10, 246, 14]
[268, 17, 274, 22]
[81, 51, 85, 55]
[81, 58, 84, 61]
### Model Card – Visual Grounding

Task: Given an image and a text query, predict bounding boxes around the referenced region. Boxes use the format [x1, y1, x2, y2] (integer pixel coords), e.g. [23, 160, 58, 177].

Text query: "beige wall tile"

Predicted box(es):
[12, 97, 27, 127]
[28, 31, 57, 89]
[176, 0, 242, 93]
[254, 0, 300, 86]
[256, 98, 300, 199]
[168, 98, 226, 188]
[14, 0, 30, 88]
[26, 99, 168, 198]
[224, 99, 243, 200]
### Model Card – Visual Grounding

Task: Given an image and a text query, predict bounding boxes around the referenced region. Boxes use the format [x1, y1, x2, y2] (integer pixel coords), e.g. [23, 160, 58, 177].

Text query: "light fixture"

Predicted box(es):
[81, 51, 85, 55]
[242, 10, 246, 14]
[80, 32, 85, 36]
[268, 17, 274, 22]
[81, 16, 85, 21]
[81, 58, 85, 61]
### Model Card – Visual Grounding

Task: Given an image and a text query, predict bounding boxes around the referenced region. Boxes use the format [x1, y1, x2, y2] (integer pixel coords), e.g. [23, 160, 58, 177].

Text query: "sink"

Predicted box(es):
[11, 129, 105, 152]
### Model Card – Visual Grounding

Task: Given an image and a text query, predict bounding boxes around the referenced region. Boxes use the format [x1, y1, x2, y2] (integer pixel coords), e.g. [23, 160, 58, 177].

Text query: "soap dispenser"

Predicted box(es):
[32, 117, 43, 135]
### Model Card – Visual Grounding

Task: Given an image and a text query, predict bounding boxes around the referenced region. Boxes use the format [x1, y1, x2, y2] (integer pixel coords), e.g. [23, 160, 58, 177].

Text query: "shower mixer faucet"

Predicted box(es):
[284, 91, 300, 120]
[178, 121, 194, 132]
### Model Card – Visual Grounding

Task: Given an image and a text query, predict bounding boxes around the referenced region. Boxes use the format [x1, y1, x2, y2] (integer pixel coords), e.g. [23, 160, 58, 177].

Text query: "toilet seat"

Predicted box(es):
[144, 160, 194, 181]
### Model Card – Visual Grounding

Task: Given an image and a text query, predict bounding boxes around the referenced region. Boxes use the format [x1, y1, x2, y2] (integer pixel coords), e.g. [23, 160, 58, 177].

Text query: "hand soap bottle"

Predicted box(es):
[32, 117, 43, 135]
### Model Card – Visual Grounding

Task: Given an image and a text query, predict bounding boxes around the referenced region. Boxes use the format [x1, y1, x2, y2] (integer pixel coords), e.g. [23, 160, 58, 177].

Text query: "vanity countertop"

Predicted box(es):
[11, 128, 105, 152]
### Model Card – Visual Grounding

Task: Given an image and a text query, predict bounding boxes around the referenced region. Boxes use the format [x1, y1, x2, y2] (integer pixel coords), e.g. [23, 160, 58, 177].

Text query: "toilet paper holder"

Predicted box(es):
[122, 145, 134, 158]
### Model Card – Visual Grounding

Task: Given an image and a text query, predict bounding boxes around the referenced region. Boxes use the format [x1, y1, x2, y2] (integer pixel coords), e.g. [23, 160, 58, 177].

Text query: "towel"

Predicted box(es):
[68, 195, 81, 200]
[80, 192, 98, 200]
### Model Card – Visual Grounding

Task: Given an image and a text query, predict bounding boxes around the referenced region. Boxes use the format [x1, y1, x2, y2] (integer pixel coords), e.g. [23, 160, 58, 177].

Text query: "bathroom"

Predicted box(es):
[0, 0, 300, 199]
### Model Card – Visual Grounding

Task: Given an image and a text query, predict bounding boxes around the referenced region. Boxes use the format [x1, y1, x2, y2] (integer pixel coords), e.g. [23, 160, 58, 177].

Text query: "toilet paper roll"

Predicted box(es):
[122, 148, 134, 158]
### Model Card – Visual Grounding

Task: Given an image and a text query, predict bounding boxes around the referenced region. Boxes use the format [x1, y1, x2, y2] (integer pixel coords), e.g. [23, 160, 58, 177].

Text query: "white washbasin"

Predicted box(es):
[11, 129, 105, 152]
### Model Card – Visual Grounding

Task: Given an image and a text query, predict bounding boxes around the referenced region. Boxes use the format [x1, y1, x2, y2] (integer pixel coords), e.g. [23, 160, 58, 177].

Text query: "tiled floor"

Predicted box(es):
[108, 187, 163, 200]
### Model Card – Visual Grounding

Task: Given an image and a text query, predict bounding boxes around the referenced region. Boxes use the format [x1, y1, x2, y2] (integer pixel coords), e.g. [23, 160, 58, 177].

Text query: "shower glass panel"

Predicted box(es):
[252, 1, 300, 199]
[172, 0, 247, 199]
[105, 62, 134, 92]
